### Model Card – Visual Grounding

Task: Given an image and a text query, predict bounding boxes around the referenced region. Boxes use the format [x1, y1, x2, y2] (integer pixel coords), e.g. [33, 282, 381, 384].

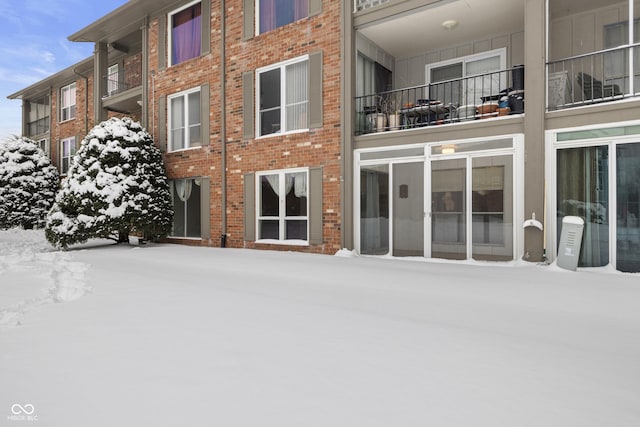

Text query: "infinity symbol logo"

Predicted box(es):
[11, 404, 35, 415]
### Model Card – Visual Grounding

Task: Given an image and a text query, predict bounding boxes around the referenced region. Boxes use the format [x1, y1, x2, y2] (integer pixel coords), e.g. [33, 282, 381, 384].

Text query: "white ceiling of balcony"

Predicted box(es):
[358, 0, 525, 59]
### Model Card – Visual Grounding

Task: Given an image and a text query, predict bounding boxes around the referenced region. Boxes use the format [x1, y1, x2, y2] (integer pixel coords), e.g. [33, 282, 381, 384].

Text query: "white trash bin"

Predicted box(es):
[557, 216, 584, 271]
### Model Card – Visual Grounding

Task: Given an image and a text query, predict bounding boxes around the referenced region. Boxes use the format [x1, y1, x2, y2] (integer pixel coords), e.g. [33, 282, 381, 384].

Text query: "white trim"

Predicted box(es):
[546, 119, 640, 269]
[37, 138, 49, 157]
[60, 83, 76, 123]
[167, 0, 202, 67]
[255, 167, 310, 244]
[354, 135, 523, 261]
[255, 55, 310, 138]
[60, 136, 76, 176]
[167, 86, 201, 152]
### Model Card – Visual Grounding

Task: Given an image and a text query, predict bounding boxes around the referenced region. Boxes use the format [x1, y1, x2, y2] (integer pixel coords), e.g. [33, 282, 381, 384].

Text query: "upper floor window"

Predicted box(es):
[257, 56, 309, 137]
[60, 83, 76, 122]
[27, 94, 50, 137]
[169, 1, 202, 66]
[169, 87, 201, 151]
[258, 0, 308, 34]
[107, 64, 119, 95]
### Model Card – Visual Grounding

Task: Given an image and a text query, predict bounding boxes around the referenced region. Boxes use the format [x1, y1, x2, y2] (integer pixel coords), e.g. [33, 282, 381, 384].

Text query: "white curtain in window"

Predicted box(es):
[175, 179, 193, 202]
[285, 172, 307, 197]
[286, 61, 308, 131]
[265, 174, 280, 196]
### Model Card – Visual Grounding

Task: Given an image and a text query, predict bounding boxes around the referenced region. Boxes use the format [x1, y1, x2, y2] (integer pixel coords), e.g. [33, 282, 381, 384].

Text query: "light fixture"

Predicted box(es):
[441, 19, 458, 30]
[442, 146, 456, 155]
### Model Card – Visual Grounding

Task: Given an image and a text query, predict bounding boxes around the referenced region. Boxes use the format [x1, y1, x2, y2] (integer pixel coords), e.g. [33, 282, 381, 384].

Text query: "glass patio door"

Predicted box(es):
[393, 162, 424, 256]
[360, 161, 424, 257]
[616, 142, 640, 272]
[431, 155, 514, 261]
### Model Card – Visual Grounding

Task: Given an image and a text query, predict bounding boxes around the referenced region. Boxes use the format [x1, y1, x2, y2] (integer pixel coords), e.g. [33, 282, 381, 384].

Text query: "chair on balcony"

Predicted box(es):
[577, 72, 622, 102]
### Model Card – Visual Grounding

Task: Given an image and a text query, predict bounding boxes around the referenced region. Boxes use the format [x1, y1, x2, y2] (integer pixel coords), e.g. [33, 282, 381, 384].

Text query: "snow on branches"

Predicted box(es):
[0, 137, 59, 230]
[45, 117, 173, 248]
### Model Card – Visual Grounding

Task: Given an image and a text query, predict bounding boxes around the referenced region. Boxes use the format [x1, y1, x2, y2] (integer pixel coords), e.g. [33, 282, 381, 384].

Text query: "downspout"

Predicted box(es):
[73, 68, 90, 135]
[220, 0, 228, 248]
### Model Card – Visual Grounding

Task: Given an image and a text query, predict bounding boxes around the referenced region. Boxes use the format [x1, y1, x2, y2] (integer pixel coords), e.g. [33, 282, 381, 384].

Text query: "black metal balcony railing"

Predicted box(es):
[355, 66, 525, 135]
[103, 66, 142, 98]
[354, 0, 390, 12]
[27, 117, 50, 137]
[547, 44, 640, 110]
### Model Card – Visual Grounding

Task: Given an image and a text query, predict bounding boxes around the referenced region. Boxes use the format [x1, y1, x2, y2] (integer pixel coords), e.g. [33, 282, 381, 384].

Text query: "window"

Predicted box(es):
[169, 1, 202, 66]
[27, 95, 50, 137]
[60, 83, 76, 122]
[257, 169, 308, 242]
[170, 178, 202, 238]
[426, 48, 506, 106]
[257, 56, 308, 137]
[60, 137, 76, 175]
[258, 0, 308, 34]
[107, 64, 119, 95]
[169, 88, 201, 151]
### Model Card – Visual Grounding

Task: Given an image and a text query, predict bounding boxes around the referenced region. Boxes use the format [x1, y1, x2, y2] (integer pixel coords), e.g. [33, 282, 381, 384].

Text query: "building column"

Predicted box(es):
[94, 42, 108, 123]
[141, 18, 149, 129]
[523, 0, 546, 261]
[341, 0, 355, 250]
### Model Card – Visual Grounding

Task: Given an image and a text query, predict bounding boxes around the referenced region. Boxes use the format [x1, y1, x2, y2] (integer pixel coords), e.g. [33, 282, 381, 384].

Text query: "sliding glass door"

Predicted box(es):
[431, 154, 514, 261]
[360, 161, 424, 257]
[556, 141, 640, 272]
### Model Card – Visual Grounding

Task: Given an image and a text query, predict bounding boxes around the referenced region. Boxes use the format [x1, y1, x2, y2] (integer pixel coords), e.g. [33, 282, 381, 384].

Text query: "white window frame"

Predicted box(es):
[60, 83, 76, 122]
[60, 137, 76, 175]
[107, 64, 119, 95]
[256, 167, 309, 245]
[168, 87, 201, 152]
[168, 0, 202, 67]
[255, 55, 309, 138]
[545, 119, 640, 270]
[425, 48, 507, 106]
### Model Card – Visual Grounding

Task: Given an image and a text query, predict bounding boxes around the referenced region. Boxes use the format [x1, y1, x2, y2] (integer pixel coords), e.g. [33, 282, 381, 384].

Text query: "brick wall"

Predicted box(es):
[148, 1, 224, 247]
[225, 0, 342, 254]
[148, 0, 342, 254]
[50, 73, 95, 172]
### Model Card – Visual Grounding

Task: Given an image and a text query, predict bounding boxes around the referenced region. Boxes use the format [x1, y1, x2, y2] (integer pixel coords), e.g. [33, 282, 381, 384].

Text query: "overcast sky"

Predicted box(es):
[0, 0, 128, 140]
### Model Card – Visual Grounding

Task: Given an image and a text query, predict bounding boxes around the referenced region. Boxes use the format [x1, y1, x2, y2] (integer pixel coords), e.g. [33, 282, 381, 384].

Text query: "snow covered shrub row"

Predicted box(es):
[45, 117, 173, 249]
[0, 137, 59, 230]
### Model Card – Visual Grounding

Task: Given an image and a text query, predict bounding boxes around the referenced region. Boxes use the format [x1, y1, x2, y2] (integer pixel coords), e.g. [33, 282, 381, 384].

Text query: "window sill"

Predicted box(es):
[255, 239, 309, 247]
[256, 128, 309, 140]
[168, 236, 202, 241]
[59, 117, 76, 124]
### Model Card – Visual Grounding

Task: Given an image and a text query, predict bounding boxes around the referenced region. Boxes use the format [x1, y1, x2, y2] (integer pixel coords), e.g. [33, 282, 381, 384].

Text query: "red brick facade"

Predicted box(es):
[148, 0, 342, 254]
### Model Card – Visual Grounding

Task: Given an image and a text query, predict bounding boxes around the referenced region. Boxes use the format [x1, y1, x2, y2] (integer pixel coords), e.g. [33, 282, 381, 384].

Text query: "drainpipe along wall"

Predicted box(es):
[220, 0, 227, 247]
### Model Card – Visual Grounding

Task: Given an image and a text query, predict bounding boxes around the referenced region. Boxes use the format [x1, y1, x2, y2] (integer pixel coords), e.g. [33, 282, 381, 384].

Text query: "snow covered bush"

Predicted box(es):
[0, 136, 59, 229]
[45, 117, 173, 249]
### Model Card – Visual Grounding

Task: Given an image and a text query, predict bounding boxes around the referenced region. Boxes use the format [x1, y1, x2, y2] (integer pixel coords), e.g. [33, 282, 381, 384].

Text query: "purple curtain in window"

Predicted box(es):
[172, 4, 202, 65]
[260, 0, 277, 33]
[294, 0, 307, 21]
[260, 0, 307, 34]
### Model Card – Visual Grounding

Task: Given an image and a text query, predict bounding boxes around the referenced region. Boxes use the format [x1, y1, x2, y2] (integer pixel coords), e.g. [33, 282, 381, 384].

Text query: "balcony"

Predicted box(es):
[101, 62, 143, 114]
[356, 66, 525, 135]
[547, 45, 639, 111]
[353, 0, 525, 135]
[354, 0, 390, 12]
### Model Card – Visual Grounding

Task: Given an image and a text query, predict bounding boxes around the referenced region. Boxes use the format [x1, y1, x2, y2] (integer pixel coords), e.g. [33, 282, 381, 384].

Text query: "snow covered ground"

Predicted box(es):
[1, 230, 639, 426]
